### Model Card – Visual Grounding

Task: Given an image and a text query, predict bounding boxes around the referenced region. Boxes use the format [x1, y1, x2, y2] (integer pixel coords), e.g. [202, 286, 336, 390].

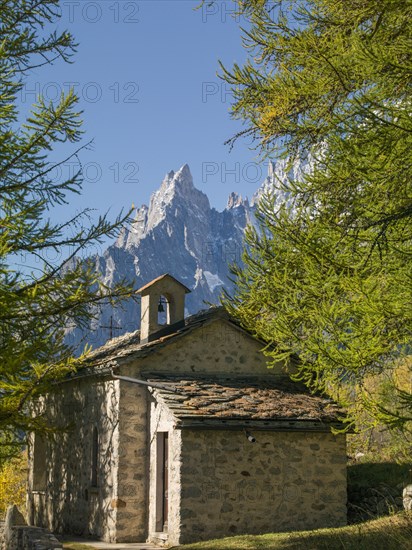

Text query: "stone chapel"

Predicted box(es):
[28, 274, 347, 545]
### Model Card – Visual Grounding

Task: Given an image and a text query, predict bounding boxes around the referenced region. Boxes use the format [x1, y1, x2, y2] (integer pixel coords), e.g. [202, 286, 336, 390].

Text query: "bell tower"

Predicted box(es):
[137, 274, 191, 343]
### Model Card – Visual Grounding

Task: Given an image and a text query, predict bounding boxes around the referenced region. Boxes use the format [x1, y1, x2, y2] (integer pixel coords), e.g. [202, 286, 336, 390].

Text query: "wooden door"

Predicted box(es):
[156, 432, 169, 532]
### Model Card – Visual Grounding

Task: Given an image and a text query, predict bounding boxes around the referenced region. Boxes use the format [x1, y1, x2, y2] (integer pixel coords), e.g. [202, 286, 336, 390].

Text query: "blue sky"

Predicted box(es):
[24, 1, 272, 230]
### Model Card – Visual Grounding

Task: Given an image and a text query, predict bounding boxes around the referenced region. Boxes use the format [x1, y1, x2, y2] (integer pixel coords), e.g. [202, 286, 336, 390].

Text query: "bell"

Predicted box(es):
[158, 299, 165, 313]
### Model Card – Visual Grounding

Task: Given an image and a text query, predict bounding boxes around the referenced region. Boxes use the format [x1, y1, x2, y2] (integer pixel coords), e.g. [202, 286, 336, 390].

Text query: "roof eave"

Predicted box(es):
[174, 417, 346, 432]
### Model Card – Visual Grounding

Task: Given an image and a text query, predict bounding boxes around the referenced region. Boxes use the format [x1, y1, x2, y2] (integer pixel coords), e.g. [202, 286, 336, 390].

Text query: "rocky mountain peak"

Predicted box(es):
[251, 158, 298, 207]
[226, 191, 249, 209]
[153, 164, 209, 212]
[175, 163, 192, 182]
[159, 163, 193, 195]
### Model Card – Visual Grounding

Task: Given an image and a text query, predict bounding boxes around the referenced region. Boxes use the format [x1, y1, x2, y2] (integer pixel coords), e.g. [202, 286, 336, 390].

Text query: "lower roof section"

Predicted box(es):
[146, 374, 345, 431]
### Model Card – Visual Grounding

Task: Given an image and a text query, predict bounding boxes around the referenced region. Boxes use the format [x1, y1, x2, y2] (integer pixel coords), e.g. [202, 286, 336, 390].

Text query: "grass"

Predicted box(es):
[174, 513, 412, 550]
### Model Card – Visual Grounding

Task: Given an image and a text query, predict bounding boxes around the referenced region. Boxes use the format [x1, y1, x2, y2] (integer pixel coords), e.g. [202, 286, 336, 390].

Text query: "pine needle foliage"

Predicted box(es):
[0, 0, 135, 455]
[220, 0, 412, 429]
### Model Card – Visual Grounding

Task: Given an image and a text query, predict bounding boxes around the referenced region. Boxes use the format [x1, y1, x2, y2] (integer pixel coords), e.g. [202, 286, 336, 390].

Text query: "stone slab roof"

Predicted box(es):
[147, 374, 344, 429]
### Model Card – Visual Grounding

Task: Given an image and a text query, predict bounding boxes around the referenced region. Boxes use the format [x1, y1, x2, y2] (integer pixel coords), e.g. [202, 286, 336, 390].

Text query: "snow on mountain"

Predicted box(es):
[65, 159, 305, 351]
[251, 158, 305, 210]
[203, 271, 225, 292]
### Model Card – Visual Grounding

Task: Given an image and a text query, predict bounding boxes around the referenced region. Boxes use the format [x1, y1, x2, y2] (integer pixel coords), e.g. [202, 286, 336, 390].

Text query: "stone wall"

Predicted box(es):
[176, 429, 347, 545]
[0, 509, 62, 550]
[28, 376, 121, 542]
[115, 381, 149, 542]
[0, 525, 62, 550]
[120, 318, 292, 378]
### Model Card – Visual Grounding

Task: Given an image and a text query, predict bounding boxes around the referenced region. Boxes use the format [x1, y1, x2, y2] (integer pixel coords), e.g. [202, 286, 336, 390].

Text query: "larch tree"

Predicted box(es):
[220, 0, 412, 430]
[0, 0, 134, 460]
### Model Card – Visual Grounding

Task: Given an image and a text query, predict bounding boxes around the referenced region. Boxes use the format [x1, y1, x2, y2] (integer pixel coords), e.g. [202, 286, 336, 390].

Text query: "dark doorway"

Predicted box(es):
[156, 432, 169, 532]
